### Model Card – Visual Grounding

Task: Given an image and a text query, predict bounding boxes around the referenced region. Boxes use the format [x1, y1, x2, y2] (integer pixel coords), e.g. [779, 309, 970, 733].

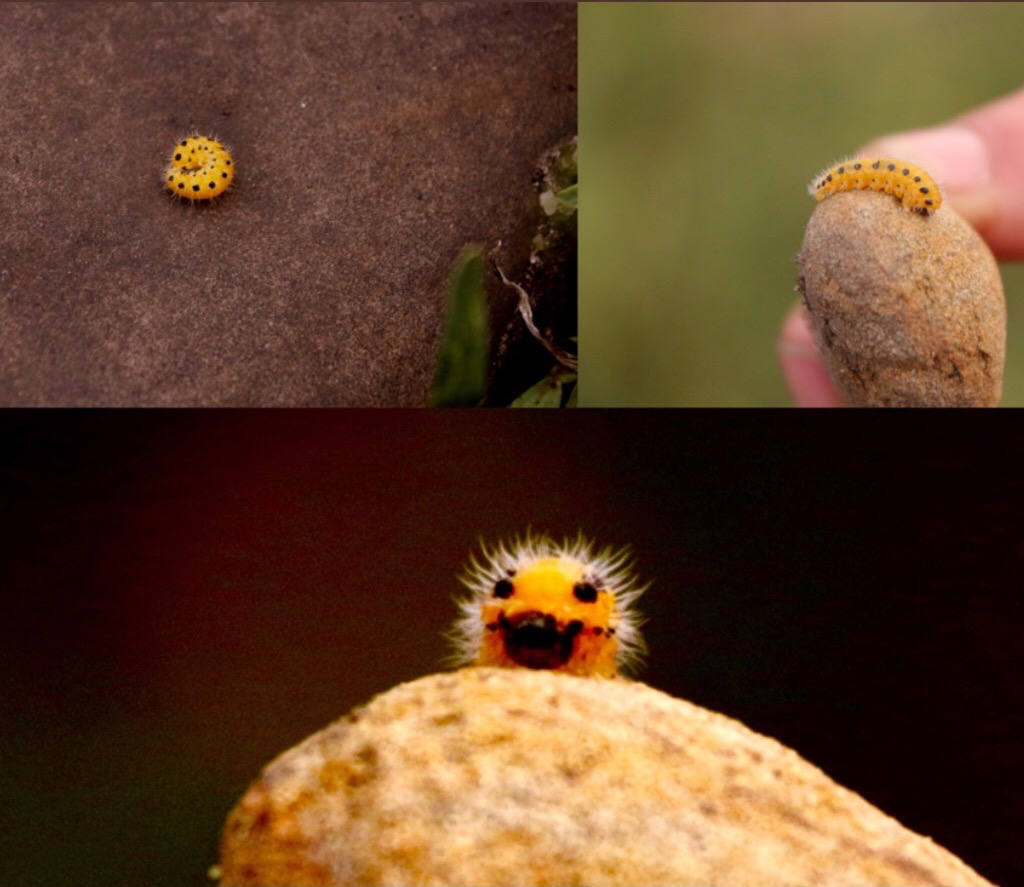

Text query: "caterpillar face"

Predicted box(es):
[449, 534, 647, 678]
[808, 158, 941, 215]
[164, 135, 234, 201]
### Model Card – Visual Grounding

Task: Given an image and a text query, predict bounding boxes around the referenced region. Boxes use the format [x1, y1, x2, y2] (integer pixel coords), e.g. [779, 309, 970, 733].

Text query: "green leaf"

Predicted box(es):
[510, 372, 577, 408]
[554, 183, 578, 212]
[430, 246, 489, 407]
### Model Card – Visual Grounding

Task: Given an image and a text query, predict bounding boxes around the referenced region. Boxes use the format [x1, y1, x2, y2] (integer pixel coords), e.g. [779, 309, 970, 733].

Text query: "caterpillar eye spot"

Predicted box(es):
[573, 582, 598, 603]
[493, 579, 514, 599]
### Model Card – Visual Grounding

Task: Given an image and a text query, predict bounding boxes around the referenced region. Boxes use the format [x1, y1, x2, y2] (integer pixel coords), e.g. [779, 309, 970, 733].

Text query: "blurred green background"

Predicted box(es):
[581, 2, 1024, 406]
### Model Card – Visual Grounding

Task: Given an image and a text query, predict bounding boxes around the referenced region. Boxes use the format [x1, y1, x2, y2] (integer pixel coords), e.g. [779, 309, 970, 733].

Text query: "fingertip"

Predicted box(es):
[777, 303, 845, 408]
[779, 301, 817, 350]
[861, 127, 991, 192]
[861, 84, 1024, 258]
[860, 126, 1000, 231]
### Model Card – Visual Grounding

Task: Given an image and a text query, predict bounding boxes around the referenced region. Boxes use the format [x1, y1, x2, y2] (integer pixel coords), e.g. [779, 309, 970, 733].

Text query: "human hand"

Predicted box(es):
[779, 85, 1024, 406]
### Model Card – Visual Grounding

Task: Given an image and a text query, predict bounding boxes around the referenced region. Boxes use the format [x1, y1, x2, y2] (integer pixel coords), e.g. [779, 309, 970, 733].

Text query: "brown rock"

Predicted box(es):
[798, 191, 1005, 406]
[0, 3, 576, 405]
[219, 668, 995, 886]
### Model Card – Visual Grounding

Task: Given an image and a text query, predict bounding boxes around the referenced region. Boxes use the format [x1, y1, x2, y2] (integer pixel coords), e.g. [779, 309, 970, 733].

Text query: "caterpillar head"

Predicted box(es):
[448, 533, 647, 678]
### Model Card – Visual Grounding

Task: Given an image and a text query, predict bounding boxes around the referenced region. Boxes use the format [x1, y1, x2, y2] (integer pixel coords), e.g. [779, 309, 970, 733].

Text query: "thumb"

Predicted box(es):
[777, 303, 845, 407]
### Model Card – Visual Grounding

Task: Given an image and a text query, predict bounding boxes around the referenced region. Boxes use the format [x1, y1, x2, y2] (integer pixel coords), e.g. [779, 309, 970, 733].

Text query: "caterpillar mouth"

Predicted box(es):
[499, 610, 584, 670]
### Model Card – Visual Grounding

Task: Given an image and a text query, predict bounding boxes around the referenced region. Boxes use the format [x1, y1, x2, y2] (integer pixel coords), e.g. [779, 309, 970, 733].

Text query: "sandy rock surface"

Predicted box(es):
[799, 191, 1005, 407]
[219, 668, 994, 886]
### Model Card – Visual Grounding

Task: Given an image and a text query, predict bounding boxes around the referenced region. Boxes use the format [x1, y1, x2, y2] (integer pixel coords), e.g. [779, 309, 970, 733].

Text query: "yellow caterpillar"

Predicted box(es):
[808, 158, 941, 214]
[448, 533, 648, 678]
[164, 135, 234, 201]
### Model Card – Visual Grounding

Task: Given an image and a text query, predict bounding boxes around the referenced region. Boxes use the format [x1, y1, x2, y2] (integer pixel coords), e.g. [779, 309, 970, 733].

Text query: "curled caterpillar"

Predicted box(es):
[164, 135, 234, 201]
[808, 158, 941, 215]
[447, 533, 648, 678]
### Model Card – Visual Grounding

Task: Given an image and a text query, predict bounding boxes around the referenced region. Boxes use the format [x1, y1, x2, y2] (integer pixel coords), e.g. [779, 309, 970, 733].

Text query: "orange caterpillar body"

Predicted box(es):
[448, 534, 647, 678]
[164, 135, 234, 201]
[808, 158, 941, 214]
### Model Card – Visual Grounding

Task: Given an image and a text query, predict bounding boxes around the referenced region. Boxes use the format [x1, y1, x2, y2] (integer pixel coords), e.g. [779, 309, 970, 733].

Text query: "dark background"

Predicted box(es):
[2, 410, 1021, 886]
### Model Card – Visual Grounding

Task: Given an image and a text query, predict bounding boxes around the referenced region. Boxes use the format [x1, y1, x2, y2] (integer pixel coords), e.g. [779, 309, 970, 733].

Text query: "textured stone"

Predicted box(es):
[0, 3, 576, 405]
[798, 191, 1005, 406]
[219, 668, 994, 886]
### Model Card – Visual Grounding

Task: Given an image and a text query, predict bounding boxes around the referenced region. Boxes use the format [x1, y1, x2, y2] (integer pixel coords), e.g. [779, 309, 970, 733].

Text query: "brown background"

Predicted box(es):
[0, 3, 576, 405]
[2, 410, 1022, 886]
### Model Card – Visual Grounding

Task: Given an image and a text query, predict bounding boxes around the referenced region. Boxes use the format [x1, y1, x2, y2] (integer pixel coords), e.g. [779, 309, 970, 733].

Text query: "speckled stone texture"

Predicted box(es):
[0, 3, 576, 405]
[219, 668, 994, 887]
[798, 191, 1005, 407]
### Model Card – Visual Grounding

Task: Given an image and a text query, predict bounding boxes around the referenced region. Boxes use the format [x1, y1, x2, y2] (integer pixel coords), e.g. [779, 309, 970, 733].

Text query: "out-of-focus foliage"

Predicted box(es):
[431, 247, 489, 407]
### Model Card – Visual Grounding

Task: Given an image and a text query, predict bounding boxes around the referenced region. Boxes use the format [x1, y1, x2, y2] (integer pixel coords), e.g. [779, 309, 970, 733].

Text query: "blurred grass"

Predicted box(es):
[581, 2, 1024, 406]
